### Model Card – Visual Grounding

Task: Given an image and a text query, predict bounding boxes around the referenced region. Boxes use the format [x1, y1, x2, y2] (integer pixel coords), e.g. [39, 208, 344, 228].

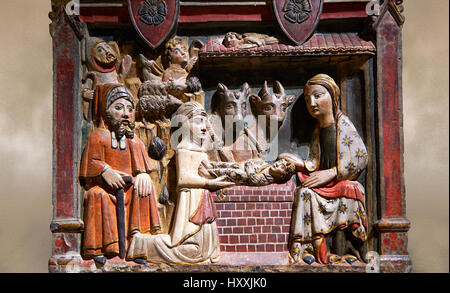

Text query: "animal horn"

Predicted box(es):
[259, 81, 270, 100]
[274, 81, 285, 96]
[240, 82, 249, 92]
[217, 83, 228, 92]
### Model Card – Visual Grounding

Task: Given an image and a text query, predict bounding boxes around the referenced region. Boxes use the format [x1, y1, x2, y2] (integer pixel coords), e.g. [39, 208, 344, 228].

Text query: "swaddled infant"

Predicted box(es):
[198, 155, 302, 186]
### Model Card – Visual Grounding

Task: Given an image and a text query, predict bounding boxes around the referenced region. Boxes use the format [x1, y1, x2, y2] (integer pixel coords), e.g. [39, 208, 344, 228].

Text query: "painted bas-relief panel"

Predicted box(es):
[49, 0, 410, 273]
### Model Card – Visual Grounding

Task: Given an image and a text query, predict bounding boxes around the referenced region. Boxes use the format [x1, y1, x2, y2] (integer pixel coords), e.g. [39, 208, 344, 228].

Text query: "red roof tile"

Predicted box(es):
[199, 33, 376, 58]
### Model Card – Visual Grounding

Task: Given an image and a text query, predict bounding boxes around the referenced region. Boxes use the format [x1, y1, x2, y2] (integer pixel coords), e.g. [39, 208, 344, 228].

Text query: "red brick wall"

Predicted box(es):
[214, 180, 296, 253]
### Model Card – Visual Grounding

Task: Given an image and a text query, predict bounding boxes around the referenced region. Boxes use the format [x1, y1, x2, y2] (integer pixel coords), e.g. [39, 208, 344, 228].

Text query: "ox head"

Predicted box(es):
[210, 82, 250, 133]
[249, 81, 295, 129]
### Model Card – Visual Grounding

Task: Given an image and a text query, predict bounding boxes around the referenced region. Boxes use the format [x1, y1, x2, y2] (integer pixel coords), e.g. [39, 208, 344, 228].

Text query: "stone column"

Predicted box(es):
[373, 0, 411, 273]
[48, 2, 85, 272]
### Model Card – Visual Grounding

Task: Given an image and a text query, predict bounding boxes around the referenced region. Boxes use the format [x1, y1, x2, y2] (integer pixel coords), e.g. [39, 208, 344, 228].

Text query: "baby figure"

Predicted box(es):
[198, 155, 302, 186]
[222, 32, 279, 49]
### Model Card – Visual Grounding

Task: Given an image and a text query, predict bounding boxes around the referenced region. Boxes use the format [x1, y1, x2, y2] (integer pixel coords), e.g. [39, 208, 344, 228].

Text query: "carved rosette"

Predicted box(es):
[283, 0, 312, 24]
[273, 0, 323, 46]
[139, 0, 167, 26]
[129, 0, 179, 48]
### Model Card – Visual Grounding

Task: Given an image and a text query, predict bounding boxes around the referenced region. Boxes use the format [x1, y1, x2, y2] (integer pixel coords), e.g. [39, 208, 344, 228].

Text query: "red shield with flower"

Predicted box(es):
[273, 0, 324, 46]
[128, 0, 180, 48]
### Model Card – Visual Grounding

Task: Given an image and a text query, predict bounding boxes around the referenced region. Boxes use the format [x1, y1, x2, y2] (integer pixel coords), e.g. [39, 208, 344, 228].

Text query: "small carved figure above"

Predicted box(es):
[82, 36, 132, 87]
[139, 39, 204, 104]
[222, 32, 279, 49]
[81, 36, 132, 123]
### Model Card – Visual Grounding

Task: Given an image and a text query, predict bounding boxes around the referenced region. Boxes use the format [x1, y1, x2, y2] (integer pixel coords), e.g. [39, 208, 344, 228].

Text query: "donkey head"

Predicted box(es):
[249, 81, 295, 129]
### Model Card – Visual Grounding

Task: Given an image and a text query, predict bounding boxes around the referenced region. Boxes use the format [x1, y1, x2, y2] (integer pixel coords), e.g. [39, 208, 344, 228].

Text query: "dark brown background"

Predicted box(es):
[0, 0, 447, 272]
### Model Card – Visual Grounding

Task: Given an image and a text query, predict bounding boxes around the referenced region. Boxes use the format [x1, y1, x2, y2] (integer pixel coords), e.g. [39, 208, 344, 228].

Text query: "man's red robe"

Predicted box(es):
[79, 84, 161, 259]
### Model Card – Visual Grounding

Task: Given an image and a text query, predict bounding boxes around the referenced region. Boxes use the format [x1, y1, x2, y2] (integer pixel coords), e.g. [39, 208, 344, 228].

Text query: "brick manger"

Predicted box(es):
[213, 180, 296, 265]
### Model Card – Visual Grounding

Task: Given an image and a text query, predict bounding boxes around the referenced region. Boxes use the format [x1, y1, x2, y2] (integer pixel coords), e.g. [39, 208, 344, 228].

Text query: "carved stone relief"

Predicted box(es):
[50, 0, 410, 272]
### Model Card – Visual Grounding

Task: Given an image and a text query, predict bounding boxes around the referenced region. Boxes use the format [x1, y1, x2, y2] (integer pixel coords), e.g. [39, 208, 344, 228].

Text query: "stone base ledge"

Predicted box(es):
[48, 252, 412, 273]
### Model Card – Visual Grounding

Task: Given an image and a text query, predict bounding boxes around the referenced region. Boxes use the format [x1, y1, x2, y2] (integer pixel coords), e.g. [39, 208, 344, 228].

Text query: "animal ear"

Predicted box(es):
[217, 83, 228, 92]
[240, 82, 250, 96]
[249, 94, 261, 106]
[286, 95, 295, 105]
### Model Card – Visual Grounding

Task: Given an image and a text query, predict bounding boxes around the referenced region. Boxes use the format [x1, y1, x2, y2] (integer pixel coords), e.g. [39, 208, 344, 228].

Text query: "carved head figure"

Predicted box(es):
[304, 74, 341, 119]
[172, 102, 209, 147]
[164, 39, 189, 68]
[249, 81, 295, 129]
[86, 37, 118, 72]
[173, 101, 208, 123]
[210, 82, 250, 134]
[268, 158, 297, 183]
[104, 85, 136, 139]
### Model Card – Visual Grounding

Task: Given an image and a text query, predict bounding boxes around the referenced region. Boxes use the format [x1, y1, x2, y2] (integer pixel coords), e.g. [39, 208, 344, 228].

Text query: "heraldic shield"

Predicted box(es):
[129, 0, 180, 48]
[273, 0, 324, 46]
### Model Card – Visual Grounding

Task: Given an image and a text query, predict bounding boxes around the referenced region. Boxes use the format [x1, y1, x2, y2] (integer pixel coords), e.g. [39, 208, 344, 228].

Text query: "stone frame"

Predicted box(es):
[48, 0, 411, 273]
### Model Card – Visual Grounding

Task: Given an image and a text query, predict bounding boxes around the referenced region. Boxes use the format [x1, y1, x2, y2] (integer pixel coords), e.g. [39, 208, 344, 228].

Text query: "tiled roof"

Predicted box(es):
[199, 33, 376, 58]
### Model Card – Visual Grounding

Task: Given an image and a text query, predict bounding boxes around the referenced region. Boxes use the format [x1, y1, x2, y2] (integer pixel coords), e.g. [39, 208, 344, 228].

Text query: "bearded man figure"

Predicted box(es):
[79, 84, 161, 265]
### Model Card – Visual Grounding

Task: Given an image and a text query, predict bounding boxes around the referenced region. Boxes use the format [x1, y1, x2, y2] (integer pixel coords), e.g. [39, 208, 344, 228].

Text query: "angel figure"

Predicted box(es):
[139, 38, 204, 104]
